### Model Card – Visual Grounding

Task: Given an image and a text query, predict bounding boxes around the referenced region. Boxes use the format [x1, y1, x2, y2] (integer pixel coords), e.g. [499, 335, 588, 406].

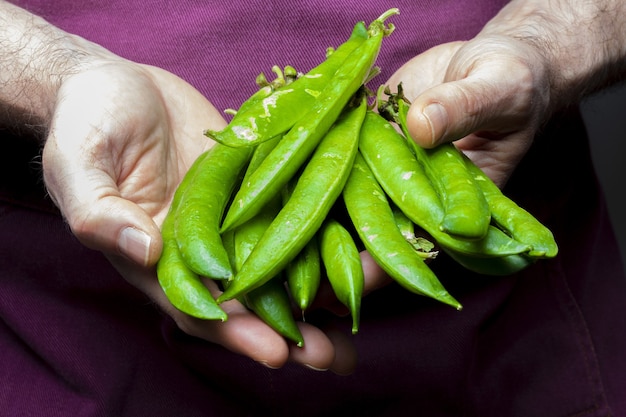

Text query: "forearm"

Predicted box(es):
[0, 1, 108, 136]
[481, 0, 626, 111]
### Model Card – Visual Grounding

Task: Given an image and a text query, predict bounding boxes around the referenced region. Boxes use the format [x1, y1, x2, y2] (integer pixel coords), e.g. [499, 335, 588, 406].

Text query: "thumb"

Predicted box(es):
[405, 77, 518, 148]
[42, 145, 163, 267]
[75, 194, 163, 268]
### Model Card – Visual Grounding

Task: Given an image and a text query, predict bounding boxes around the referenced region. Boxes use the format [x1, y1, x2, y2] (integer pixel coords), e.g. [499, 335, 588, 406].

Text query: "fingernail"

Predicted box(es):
[119, 227, 151, 266]
[257, 361, 280, 370]
[303, 364, 329, 372]
[422, 103, 448, 145]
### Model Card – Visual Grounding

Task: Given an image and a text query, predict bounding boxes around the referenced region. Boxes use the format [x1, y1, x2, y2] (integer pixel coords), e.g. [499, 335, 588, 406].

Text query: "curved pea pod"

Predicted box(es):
[232, 196, 304, 347]
[319, 219, 364, 334]
[219, 10, 398, 232]
[205, 20, 369, 147]
[444, 248, 535, 276]
[174, 144, 253, 280]
[425, 143, 491, 240]
[464, 158, 558, 258]
[158, 217, 228, 321]
[358, 111, 530, 257]
[156, 152, 227, 321]
[217, 97, 367, 303]
[343, 153, 461, 310]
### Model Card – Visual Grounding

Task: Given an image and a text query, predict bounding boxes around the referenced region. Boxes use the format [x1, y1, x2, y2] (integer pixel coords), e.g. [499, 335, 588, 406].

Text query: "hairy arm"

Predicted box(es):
[481, 0, 626, 111]
[0, 0, 111, 136]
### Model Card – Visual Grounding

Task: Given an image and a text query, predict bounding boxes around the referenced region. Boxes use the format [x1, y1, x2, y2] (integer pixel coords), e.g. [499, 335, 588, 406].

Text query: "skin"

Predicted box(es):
[1, 0, 625, 374]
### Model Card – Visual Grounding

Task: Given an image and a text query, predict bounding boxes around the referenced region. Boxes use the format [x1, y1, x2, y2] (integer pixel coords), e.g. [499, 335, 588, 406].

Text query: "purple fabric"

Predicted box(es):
[15, 0, 506, 114]
[2, 1, 626, 416]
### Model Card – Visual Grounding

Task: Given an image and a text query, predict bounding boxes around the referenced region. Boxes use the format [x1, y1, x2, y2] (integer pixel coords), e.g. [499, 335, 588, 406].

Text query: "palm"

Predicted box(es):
[44, 63, 225, 243]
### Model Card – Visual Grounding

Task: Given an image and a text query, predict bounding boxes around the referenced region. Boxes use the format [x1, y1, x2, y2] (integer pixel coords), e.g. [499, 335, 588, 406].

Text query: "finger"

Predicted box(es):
[288, 322, 336, 371]
[160, 279, 293, 368]
[360, 251, 392, 296]
[108, 253, 297, 369]
[42, 145, 163, 267]
[405, 65, 536, 148]
[324, 325, 359, 376]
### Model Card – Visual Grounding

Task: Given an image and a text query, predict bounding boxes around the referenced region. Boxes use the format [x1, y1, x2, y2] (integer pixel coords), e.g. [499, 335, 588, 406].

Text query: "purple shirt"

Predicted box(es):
[2, 1, 625, 416]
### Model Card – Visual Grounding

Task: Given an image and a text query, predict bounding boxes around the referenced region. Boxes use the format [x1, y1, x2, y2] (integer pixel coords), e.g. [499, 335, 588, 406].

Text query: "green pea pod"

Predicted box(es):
[286, 235, 321, 314]
[358, 110, 530, 257]
[232, 196, 305, 347]
[219, 10, 398, 232]
[245, 276, 304, 347]
[425, 143, 491, 240]
[283, 179, 322, 313]
[205, 20, 369, 147]
[319, 218, 364, 334]
[343, 152, 461, 310]
[156, 152, 227, 321]
[217, 97, 367, 303]
[444, 248, 536, 276]
[221, 229, 237, 277]
[393, 99, 491, 240]
[175, 144, 253, 279]
[465, 158, 558, 258]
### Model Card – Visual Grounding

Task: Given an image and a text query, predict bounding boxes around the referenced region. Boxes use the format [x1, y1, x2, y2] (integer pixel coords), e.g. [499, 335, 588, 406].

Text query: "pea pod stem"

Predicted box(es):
[223, 65, 297, 117]
[391, 203, 439, 260]
[217, 97, 367, 303]
[205, 20, 369, 148]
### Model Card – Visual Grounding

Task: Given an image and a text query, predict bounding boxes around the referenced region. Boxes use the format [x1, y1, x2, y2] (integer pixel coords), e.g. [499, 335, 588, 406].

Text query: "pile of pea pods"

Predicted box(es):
[156, 8, 558, 345]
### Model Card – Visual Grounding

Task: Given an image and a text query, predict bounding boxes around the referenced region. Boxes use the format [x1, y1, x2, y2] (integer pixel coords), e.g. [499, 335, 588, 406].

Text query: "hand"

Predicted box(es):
[41, 58, 357, 373]
[386, 35, 551, 187]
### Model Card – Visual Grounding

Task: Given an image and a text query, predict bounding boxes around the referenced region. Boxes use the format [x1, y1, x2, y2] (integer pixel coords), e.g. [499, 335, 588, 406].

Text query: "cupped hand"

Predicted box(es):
[41, 58, 355, 373]
[386, 34, 551, 187]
